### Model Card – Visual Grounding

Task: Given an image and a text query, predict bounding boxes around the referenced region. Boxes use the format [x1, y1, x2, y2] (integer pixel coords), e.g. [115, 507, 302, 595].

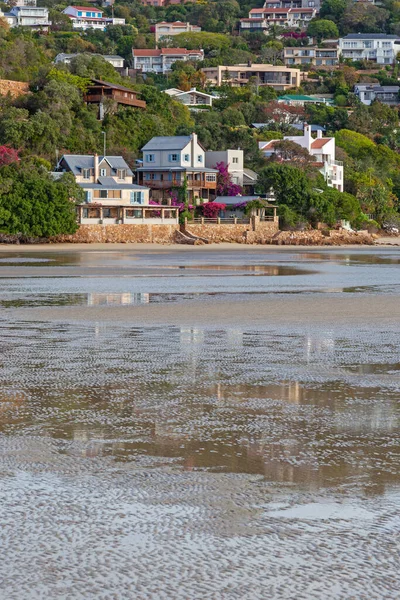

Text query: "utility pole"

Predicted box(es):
[102, 131, 106, 157]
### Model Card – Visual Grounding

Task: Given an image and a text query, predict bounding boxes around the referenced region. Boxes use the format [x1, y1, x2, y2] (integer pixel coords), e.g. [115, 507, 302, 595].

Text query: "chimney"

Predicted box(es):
[191, 132, 197, 167]
[94, 153, 99, 182]
[317, 129, 323, 139]
[303, 124, 312, 151]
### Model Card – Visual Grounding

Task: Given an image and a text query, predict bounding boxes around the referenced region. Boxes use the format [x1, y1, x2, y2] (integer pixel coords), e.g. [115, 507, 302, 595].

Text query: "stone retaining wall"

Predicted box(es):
[185, 219, 279, 244]
[52, 224, 179, 244]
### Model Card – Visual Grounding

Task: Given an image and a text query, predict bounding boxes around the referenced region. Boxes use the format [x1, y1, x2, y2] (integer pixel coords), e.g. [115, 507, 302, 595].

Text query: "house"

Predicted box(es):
[155, 21, 201, 42]
[54, 53, 125, 71]
[263, 0, 320, 8]
[164, 87, 214, 107]
[137, 133, 218, 202]
[277, 94, 334, 106]
[202, 64, 301, 91]
[240, 7, 317, 33]
[259, 125, 344, 191]
[3, 0, 37, 6]
[284, 45, 339, 67]
[3, 6, 50, 29]
[215, 196, 277, 221]
[338, 34, 400, 65]
[132, 48, 204, 75]
[62, 6, 125, 30]
[55, 154, 178, 225]
[205, 149, 244, 186]
[354, 84, 399, 105]
[83, 79, 146, 118]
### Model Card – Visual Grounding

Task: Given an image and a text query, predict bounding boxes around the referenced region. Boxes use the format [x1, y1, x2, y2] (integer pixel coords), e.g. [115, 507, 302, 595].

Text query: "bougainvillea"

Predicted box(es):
[215, 161, 243, 197]
[202, 202, 226, 219]
[0, 146, 19, 168]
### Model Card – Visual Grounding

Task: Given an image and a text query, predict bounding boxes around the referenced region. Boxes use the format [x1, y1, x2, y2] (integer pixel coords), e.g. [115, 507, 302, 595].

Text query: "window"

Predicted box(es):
[100, 190, 108, 198]
[183, 154, 190, 162]
[85, 191, 92, 203]
[197, 155, 203, 163]
[77, 11, 82, 16]
[100, 168, 107, 177]
[117, 169, 126, 180]
[145, 154, 155, 163]
[130, 191, 144, 204]
[83, 168, 90, 179]
[206, 174, 216, 182]
[232, 157, 239, 164]
[169, 153, 179, 162]
[103, 208, 111, 218]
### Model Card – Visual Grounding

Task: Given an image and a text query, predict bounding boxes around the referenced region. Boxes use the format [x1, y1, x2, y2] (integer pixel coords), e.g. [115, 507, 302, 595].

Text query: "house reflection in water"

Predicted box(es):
[87, 293, 150, 306]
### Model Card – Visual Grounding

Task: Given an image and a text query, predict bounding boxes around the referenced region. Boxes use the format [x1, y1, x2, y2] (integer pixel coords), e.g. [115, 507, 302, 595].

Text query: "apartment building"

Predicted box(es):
[137, 133, 218, 202]
[259, 125, 343, 191]
[132, 48, 204, 74]
[155, 21, 201, 42]
[354, 84, 400, 105]
[339, 34, 400, 65]
[202, 64, 301, 91]
[240, 7, 317, 32]
[284, 45, 339, 67]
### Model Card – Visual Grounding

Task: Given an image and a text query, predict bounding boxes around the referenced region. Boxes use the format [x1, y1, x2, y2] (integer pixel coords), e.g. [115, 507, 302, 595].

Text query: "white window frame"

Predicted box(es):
[145, 154, 155, 163]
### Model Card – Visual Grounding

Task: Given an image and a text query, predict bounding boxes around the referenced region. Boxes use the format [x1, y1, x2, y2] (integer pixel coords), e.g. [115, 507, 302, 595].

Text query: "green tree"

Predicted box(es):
[307, 19, 339, 42]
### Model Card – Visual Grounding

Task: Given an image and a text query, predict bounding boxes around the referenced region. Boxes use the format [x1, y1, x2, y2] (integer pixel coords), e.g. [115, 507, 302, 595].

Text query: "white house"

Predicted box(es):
[354, 83, 399, 105]
[55, 154, 178, 225]
[137, 133, 218, 201]
[54, 53, 125, 70]
[240, 6, 317, 32]
[259, 125, 344, 191]
[62, 6, 125, 30]
[164, 87, 214, 107]
[339, 34, 400, 65]
[155, 21, 201, 42]
[205, 149, 244, 186]
[3, 6, 50, 29]
[132, 48, 204, 74]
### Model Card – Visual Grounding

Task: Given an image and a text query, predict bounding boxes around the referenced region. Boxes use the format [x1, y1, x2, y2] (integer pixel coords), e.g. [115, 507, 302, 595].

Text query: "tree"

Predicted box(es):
[0, 164, 80, 237]
[320, 0, 347, 22]
[0, 146, 19, 167]
[307, 19, 339, 42]
[270, 140, 312, 164]
[340, 4, 389, 35]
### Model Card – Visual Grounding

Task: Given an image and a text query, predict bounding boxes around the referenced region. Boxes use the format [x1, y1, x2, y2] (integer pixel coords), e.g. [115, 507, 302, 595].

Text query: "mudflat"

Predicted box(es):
[1, 246, 400, 600]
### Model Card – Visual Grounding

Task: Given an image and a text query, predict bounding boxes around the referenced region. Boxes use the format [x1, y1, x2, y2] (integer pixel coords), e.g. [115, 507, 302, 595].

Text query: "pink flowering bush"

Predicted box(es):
[215, 162, 243, 197]
[0, 146, 19, 168]
[202, 202, 226, 219]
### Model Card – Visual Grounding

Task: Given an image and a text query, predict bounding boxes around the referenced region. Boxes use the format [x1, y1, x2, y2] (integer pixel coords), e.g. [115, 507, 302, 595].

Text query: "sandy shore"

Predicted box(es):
[0, 240, 397, 252]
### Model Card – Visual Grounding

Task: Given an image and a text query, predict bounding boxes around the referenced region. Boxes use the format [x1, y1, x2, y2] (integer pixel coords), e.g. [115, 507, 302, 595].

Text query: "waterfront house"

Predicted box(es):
[259, 125, 344, 191]
[137, 133, 218, 202]
[55, 154, 178, 224]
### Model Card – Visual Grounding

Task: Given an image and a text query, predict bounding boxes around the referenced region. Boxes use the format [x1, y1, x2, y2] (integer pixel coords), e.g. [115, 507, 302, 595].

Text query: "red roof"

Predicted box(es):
[311, 138, 331, 149]
[69, 6, 103, 11]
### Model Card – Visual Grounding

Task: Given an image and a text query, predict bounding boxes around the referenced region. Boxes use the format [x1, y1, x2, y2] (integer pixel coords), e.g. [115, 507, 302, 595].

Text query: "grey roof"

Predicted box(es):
[356, 84, 399, 92]
[342, 34, 400, 40]
[292, 123, 326, 132]
[78, 182, 147, 190]
[141, 136, 192, 152]
[54, 53, 124, 62]
[216, 195, 260, 205]
[243, 168, 258, 182]
[60, 155, 133, 176]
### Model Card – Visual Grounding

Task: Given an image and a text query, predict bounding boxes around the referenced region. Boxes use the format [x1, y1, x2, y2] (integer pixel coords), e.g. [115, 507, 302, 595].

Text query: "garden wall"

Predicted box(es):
[185, 219, 279, 244]
[53, 224, 179, 244]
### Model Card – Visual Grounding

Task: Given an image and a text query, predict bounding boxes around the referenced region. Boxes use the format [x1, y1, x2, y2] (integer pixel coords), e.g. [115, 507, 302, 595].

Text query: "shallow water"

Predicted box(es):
[0, 247, 400, 599]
